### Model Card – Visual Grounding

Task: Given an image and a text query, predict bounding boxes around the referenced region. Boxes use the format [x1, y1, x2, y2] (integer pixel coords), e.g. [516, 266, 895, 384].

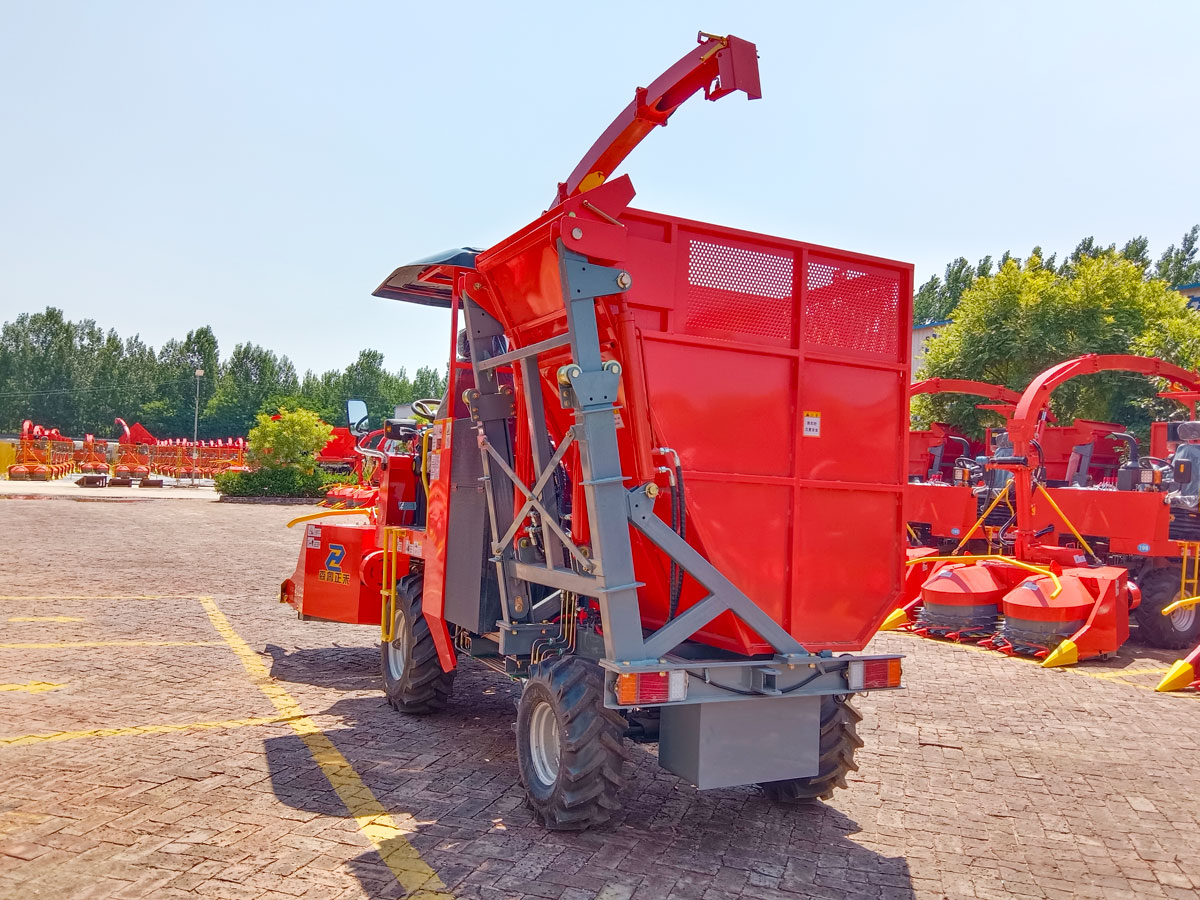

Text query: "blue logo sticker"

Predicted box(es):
[1137, 543, 1150, 554]
[325, 544, 346, 572]
[950, 527, 961, 536]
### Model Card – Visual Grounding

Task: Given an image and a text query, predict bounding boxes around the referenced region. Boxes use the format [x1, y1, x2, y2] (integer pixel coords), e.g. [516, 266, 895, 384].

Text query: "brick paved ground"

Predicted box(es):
[1, 495, 1198, 900]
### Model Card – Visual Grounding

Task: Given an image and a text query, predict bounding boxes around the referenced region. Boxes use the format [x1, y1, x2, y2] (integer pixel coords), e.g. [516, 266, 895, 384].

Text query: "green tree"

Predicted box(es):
[914, 253, 1200, 437]
[913, 257, 994, 324]
[1155, 225, 1200, 288]
[912, 226, 1197, 325]
[412, 365, 447, 401]
[0, 308, 79, 431]
[141, 327, 219, 436]
[202, 343, 299, 437]
[246, 407, 332, 473]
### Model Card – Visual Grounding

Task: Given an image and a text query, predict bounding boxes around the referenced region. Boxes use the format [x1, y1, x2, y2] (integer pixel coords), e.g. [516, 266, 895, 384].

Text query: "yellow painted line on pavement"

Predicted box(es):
[200, 596, 451, 899]
[0, 715, 287, 747]
[0, 595, 193, 601]
[0, 640, 223, 650]
[7, 616, 85, 623]
[0, 682, 65, 693]
[1091, 667, 1171, 679]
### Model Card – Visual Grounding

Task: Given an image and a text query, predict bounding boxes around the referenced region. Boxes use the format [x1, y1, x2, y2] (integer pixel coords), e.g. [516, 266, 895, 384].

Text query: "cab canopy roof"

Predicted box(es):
[372, 248, 480, 308]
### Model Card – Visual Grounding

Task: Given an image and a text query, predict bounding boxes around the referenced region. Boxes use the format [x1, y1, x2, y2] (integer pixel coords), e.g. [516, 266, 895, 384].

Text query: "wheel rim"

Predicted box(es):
[1168, 603, 1197, 633]
[528, 699, 561, 787]
[386, 612, 409, 680]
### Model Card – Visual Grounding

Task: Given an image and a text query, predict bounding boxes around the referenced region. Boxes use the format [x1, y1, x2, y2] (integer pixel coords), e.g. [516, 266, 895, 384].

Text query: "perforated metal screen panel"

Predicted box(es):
[805, 258, 901, 358]
[685, 240, 794, 342]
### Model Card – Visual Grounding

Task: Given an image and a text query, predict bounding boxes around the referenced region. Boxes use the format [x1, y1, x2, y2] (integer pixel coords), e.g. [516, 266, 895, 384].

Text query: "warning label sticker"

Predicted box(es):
[803, 411, 822, 437]
[306, 525, 322, 550]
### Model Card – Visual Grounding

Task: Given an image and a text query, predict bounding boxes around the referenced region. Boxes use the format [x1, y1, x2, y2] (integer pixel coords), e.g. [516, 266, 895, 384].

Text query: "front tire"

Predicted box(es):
[759, 695, 863, 802]
[516, 657, 628, 830]
[1134, 567, 1200, 650]
[380, 573, 455, 713]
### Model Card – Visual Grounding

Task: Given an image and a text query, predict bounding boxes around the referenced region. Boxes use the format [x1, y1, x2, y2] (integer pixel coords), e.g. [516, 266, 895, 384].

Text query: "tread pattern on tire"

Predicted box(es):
[759, 695, 863, 802]
[380, 573, 455, 714]
[517, 656, 628, 831]
[1134, 567, 1200, 650]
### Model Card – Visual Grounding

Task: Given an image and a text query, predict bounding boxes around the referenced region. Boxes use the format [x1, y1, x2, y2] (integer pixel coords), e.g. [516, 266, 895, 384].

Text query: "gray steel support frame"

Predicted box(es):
[463, 243, 884, 705]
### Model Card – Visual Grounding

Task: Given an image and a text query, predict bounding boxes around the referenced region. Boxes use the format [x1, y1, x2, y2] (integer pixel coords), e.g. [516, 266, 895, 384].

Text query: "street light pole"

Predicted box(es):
[193, 369, 204, 485]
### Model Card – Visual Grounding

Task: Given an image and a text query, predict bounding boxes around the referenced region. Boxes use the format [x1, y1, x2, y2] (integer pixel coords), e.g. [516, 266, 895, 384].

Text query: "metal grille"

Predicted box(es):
[685, 240, 794, 341]
[804, 259, 900, 357]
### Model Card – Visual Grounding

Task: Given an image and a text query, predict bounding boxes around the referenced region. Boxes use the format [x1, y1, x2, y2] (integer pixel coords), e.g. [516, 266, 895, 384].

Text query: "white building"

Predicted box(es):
[911, 318, 950, 379]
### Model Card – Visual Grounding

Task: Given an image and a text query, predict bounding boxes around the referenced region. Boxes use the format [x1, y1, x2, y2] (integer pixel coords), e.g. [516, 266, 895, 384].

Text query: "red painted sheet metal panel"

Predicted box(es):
[1040, 488, 1176, 557]
[904, 483, 979, 540]
[422, 420, 454, 625]
[294, 523, 381, 625]
[475, 193, 913, 653]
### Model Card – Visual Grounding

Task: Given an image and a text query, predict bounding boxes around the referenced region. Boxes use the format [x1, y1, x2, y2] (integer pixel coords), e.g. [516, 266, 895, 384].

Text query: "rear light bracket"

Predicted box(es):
[600, 652, 903, 708]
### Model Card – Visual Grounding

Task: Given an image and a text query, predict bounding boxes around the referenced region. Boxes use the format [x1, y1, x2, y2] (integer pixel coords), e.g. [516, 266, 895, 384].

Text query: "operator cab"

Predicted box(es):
[1167, 421, 1200, 509]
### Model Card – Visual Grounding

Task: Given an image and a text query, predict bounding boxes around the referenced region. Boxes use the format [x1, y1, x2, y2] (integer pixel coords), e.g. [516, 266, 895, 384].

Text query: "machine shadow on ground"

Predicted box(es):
[264, 643, 382, 691]
[263, 648, 916, 899]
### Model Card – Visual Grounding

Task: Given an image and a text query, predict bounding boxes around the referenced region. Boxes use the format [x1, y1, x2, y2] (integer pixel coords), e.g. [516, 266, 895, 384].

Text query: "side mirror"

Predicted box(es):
[1174, 458, 1194, 487]
[346, 399, 369, 436]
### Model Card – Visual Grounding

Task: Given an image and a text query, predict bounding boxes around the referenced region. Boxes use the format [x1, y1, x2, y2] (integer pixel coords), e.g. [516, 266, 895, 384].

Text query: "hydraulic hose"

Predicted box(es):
[670, 460, 687, 619]
[657, 447, 687, 620]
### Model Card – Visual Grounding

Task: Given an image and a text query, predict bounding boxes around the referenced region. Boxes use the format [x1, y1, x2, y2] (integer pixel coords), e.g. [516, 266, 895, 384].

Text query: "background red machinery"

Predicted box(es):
[112, 418, 152, 481]
[7, 421, 76, 481]
[282, 32, 910, 828]
[150, 438, 247, 478]
[904, 379, 1020, 552]
[315, 426, 359, 473]
[75, 434, 109, 474]
[908, 354, 1200, 667]
[907, 378, 1019, 480]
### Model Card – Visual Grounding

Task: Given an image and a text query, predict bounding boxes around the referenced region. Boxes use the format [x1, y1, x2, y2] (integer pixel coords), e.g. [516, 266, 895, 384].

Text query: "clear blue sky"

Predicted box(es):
[2, 1, 1197, 377]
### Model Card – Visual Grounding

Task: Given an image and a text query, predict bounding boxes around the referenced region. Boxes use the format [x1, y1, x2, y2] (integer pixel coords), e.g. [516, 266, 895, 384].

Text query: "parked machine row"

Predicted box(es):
[897, 356, 1200, 690]
[5, 417, 248, 485]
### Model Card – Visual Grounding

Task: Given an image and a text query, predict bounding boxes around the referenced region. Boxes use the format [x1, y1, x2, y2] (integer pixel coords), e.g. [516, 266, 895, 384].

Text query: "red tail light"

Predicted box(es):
[847, 657, 902, 691]
[615, 670, 687, 705]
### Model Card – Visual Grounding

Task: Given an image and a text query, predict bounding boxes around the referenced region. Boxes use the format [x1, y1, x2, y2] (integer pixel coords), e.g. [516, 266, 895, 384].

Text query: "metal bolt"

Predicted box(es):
[616, 271, 632, 290]
[571, 227, 584, 240]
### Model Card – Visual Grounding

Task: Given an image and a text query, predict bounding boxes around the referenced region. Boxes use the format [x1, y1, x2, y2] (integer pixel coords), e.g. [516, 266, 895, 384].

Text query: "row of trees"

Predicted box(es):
[913, 230, 1200, 438]
[913, 225, 1200, 325]
[0, 308, 446, 438]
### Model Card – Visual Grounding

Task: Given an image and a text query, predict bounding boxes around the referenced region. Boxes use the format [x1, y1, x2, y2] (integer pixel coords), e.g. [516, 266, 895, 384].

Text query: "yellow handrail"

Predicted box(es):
[420, 428, 433, 498]
[952, 484, 1012, 554]
[904, 553, 1063, 598]
[381, 527, 398, 642]
[1162, 596, 1200, 616]
[1034, 483, 1096, 559]
[285, 508, 372, 528]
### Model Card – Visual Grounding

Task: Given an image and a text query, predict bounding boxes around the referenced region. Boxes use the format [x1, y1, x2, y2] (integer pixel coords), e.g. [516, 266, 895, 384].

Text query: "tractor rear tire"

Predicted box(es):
[759, 695, 863, 802]
[380, 573, 455, 713]
[516, 656, 628, 831]
[1134, 567, 1200, 650]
